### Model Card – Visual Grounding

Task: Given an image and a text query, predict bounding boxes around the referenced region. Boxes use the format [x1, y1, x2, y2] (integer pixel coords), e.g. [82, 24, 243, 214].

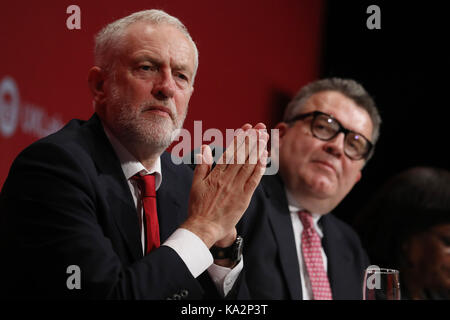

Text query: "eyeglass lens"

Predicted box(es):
[312, 114, 368, 159]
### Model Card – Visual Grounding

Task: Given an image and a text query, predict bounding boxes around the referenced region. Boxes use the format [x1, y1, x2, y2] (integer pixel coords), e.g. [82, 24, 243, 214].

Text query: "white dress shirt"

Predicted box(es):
[102, 124, 242, 296]
[285, 189, 328, 300]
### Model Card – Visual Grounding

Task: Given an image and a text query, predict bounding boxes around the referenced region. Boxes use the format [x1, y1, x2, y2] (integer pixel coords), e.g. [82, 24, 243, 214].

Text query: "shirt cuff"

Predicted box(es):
[162, 228, 213, 278]
[207, 257, 244, 297]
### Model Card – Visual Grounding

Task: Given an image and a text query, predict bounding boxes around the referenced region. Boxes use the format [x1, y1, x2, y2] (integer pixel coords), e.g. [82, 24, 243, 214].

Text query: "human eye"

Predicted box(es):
[173, 72, 191, 89]
[348, 141, 360, 152]
[347, 134, 365, 152]
[139, 64, 156, 72]
[314, 116, 336, 135]
[175, 72, 189, 82]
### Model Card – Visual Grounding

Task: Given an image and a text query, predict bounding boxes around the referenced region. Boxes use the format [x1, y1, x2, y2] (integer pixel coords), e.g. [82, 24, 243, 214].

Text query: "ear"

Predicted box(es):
[88, 67, 107, 109]
[274, 122, 289, 139]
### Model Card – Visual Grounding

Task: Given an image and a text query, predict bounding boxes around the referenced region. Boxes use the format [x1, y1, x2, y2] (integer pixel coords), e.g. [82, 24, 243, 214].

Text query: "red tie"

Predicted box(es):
[298, 210, 333, 300]
[132, 174, 160, 254]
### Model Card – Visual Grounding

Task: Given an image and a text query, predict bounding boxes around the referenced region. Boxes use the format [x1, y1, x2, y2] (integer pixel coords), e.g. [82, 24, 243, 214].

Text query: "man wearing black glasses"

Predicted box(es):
[239, 78, 381, 300]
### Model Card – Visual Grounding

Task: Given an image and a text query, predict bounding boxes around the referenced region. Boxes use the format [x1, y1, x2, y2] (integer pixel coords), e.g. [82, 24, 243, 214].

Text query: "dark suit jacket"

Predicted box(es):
[0, 114, 244, 299]
[238, 174, 370, 300]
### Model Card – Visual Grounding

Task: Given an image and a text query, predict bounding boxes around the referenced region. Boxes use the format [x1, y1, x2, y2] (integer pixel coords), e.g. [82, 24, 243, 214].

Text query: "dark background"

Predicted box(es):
[317, 1, 449, 227]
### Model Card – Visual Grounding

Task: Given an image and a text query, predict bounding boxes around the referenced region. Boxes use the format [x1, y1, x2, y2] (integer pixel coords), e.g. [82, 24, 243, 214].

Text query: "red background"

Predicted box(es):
[0, 0, 324, 187]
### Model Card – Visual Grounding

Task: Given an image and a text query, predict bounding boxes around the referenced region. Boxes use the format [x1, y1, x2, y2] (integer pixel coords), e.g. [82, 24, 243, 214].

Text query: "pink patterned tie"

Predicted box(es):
[298, 210, 333, 300]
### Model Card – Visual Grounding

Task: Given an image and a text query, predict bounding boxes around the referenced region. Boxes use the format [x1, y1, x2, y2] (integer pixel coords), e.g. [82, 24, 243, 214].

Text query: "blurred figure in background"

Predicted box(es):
[354, 167, 450, 300]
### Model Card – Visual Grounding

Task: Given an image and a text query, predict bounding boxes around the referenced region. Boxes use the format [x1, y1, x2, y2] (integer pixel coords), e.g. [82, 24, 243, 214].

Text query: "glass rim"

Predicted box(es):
[365, 267, 399, 274]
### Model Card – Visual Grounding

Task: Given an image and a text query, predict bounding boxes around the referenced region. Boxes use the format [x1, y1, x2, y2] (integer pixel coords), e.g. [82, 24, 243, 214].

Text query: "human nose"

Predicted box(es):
[322, 132, 345, 158]
[151, 69, 175, 100]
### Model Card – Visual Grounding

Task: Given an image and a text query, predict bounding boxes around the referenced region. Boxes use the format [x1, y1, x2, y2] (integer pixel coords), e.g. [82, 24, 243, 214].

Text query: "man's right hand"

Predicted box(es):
[181, 123, 269, 248]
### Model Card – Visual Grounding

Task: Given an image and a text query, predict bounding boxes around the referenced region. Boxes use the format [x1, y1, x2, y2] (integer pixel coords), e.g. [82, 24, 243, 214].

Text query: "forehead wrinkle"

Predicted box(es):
[122, 23, 194, 77]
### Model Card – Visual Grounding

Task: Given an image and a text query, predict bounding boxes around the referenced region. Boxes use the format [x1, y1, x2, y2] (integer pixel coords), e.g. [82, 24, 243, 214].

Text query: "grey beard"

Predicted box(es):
[106, 87, 187, 154]
[114, 105, 184, 153]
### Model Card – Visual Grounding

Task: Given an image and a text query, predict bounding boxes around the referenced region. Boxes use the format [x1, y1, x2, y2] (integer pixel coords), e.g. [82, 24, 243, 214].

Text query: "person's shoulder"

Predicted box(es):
[16, 117, 89, 156]
[6, 116, 105, 181]
[1, 117, 103, 196]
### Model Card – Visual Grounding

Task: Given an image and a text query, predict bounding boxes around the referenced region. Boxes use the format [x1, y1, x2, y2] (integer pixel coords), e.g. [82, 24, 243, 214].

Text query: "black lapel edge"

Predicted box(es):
[261, 174, 303, 299]
[83, 114, 142, 260]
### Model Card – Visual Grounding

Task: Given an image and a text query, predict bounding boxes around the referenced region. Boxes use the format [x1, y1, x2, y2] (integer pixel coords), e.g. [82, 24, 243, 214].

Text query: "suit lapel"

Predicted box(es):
[156, 152, 186, 243]
[83, 114, 142, 261]
[321, 215, 353, 299]
[261, 175, 303, 299]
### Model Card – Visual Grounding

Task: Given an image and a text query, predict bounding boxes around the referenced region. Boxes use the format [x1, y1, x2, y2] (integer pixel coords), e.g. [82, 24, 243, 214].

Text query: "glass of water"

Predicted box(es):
[363, 266, 401, 300]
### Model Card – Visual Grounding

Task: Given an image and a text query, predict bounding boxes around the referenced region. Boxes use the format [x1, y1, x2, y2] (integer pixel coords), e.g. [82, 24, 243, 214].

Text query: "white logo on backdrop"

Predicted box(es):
[0, 77, 20, 137]
[0, 76, 64, 139]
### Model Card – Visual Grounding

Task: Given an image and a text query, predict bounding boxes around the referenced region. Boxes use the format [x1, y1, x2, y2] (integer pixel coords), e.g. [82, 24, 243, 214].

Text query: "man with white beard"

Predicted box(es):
[0, 9, 268, 300]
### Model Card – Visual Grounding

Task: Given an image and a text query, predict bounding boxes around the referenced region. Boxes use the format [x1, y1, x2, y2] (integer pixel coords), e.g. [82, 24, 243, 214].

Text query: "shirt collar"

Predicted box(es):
[102, 123, 162, 191]
[285, 187, 324, 238]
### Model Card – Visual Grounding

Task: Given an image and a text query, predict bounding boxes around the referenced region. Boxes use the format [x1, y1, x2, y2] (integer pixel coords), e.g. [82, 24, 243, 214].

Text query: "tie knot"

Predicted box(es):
[132, 174, 156, 197]
[298, 210, 314, 230]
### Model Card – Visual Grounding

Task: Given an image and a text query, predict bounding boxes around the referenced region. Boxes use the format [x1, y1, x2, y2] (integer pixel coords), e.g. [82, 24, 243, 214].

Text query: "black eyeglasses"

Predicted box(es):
[286, 111, 373, 160]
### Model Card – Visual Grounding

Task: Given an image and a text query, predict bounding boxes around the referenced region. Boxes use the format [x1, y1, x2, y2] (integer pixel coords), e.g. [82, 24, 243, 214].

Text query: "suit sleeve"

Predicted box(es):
[0, 142, 203, 299]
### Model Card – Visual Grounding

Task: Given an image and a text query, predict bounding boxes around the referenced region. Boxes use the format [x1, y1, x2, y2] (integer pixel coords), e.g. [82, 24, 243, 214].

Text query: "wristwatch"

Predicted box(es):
[210, 235, 243, 263]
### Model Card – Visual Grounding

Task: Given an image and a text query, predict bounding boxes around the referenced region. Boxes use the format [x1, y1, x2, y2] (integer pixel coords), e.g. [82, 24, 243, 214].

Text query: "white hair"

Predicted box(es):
[94, 9, 199, 81]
